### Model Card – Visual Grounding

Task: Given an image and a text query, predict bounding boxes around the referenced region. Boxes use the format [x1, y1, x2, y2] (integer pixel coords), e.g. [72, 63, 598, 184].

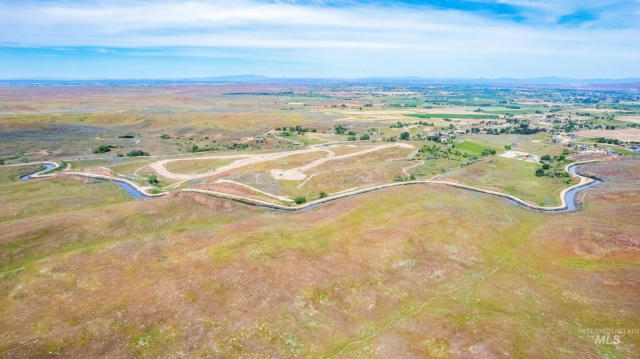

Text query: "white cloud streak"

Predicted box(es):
[0, 0, 638, 77]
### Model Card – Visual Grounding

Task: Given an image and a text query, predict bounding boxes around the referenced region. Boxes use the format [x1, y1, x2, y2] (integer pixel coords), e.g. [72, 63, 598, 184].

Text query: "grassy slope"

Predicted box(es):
[440, 156, 578, 206]
[0, 160, 638, 358]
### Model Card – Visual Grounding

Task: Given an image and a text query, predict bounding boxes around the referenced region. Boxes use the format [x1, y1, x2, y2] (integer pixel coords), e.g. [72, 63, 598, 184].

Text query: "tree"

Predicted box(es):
[400, 132, 410, 140]
[127, 150, 150, 157]
[535, 168, 545, 177]
[294, 196, 306, 204]
[319, 191, 327, 198]
[541, 154, 551, 161]
[360, 133, 370, 141]
[334, 125, 348, 134]
[93, 144, 113, 153]
[147, 174, 159, 185]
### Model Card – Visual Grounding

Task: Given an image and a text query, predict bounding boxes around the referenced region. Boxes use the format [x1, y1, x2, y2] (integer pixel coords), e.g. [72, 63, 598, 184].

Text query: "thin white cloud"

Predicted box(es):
[0, 0, 638, 78]
[0, 0, 637, 55]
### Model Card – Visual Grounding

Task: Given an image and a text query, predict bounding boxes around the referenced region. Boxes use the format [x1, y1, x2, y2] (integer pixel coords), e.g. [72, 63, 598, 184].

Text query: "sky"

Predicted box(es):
[0, 0, 639, 79]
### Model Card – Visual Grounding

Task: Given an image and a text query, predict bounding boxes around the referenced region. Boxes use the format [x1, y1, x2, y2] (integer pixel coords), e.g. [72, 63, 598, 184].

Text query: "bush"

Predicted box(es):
[542, 163, 551, 170]
[347, 131, 356, 136]
[541, 154, 551, 161]
[400, 132, 410, 140]
[160, 134, 171, 139]
[360, 133, 370, 141]
[127, 150, 150, 157]
[93, 144, 114, 153]
[319, 191, 327, 198]
[347, 136, 356, 141]
[294, 196, 306, 204]
[119, 134, 134, 138]
[147, 174, 159, 185]
[535, 168, 545, 177]
[334, 125, 347, 135]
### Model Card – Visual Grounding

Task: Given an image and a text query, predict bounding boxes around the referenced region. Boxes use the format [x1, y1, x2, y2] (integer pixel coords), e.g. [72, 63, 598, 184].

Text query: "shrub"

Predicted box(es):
[347, 136, 356, 141]
[147, 174, 159, 185]
[294, 196, 306, 204]
[334, 125, 347, 135]
[160, 134, 171, 139]
[400, 132, 410, 140]
[542, 163, 551, 170]
[541, 154, 551, 161]
[319, 191, 327, 198]
[127, 150, 150, 157]
[360, 133, 370, 141]
[93, 144, 113, 153]
[535, 168, 545, 177]
[119, 134, 134, 138]
[347, 131, 356, 136]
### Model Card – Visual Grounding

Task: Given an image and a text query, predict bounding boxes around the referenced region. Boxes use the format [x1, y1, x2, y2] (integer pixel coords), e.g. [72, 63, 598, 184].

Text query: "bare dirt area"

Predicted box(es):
[499, 150, 540, 163]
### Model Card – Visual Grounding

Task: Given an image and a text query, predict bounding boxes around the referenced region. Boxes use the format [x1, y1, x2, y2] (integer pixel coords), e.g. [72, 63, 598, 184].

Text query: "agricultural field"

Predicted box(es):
[1, 83, 640, 358]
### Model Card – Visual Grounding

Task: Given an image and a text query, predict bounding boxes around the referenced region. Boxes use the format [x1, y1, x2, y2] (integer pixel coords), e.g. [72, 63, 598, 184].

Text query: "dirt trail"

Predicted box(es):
[149, 143, 411, 182]
[270, 143, 414, 181]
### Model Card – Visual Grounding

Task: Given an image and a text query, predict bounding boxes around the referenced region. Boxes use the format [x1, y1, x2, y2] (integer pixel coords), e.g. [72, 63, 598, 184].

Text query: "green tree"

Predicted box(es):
[294, 196, 306, 204]
[127, 150, 150, 157]
[319, 191, 327, 198]
[93, 144, 113, 153]
[334, 125, 348, 135]
[535, 168, 545, 177]
[400, 132, 410, 140]
[147, 174, 159, 185]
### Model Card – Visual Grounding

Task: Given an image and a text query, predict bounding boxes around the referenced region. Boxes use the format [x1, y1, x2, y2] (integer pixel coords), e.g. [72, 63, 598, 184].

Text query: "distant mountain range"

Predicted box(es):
[1, 75, 639, 90]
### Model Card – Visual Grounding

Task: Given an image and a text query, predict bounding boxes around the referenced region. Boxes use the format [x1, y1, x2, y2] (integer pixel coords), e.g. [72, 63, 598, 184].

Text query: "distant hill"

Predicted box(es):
[1, 75, 639, 91]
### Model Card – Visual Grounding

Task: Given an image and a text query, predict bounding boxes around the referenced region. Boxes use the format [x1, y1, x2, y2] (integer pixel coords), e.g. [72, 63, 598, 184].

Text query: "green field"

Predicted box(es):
[455, 140, 503, 154]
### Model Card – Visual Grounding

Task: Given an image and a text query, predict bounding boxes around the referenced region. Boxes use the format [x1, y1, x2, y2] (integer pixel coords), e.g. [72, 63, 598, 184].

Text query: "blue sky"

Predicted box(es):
[0, 0, 639, 79]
